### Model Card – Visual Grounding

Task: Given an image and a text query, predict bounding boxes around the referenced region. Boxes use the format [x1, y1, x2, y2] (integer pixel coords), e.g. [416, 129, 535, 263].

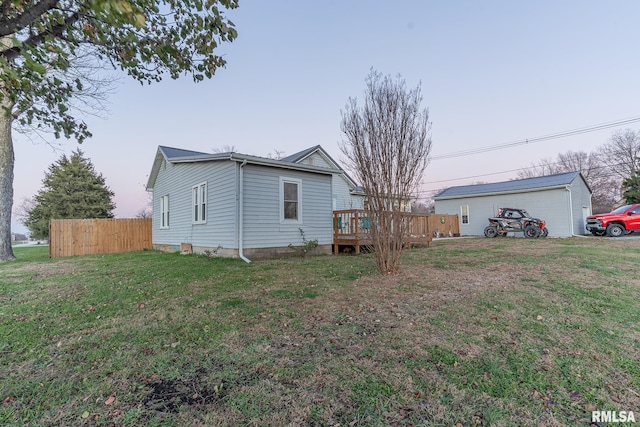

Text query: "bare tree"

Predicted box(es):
[411, 201, 432, 214]
[267, 149, 286, 160]
[597, 129, 640, 181]
[518, 150, 618, 213]
[212, 145, 237, 153]
[13, 197, 35, 225]
[136, 207, 152, 219]
[518, 151, 605, 179]
[136, 191, 153, 219]
[340, 70, 432, 274]
[517, 156, 559, 179]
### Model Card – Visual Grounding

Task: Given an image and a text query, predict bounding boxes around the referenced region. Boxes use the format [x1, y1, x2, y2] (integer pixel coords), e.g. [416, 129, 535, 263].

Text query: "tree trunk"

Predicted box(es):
[0, 94, 16, 261]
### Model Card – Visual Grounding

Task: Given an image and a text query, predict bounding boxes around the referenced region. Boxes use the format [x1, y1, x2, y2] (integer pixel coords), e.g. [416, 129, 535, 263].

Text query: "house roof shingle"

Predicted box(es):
[434, 171, 588, 199]
[159, 146, 209, 159]
[281, 145, 322, 163]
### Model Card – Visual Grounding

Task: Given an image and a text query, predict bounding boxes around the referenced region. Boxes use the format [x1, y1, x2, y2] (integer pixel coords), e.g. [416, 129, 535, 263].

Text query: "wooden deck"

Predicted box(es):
[333, 209, 434, 254]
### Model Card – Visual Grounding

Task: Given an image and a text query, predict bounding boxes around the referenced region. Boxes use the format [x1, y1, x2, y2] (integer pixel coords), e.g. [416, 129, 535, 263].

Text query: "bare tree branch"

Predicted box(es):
[340, 70, 432, 274]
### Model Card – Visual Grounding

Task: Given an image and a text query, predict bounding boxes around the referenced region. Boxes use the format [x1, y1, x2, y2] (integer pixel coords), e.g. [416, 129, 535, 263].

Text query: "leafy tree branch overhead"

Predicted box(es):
[1, 0, 238, 140]
[0, 0, 239, 261]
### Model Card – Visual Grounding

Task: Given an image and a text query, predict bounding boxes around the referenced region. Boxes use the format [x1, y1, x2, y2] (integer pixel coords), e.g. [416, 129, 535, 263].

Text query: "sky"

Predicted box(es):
[10, 1, 640, 234]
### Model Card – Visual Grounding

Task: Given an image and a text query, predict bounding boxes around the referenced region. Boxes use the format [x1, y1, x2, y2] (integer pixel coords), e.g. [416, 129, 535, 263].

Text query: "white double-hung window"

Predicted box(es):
[280, 177, 302, 223]
[461, 205, 469, 224]
[160, 195, 169, 228]
[192, 182, 207, 224]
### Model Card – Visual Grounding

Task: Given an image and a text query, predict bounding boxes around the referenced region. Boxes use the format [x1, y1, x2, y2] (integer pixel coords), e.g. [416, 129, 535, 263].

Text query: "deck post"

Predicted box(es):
[354, 210, 360, 254]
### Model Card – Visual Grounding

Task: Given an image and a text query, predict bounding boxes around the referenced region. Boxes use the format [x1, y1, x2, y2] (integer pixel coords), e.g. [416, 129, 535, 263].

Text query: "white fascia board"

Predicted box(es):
[434, 185, 567, 201]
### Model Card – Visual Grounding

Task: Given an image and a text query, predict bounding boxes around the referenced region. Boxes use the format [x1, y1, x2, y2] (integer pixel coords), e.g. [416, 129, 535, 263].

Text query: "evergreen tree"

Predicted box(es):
[25, 150, 115, 238]
[623, 171, 640, 204]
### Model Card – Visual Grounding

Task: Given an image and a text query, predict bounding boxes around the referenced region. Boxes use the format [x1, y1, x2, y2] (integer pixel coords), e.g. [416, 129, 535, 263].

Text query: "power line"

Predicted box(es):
[422, 167, 524, 185]
[422, 156, 635, 187]
[430, 116, 640, 160]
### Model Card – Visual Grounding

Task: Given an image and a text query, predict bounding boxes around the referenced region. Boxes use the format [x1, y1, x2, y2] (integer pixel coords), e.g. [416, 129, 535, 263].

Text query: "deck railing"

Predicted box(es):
[332, 209, 434, 254]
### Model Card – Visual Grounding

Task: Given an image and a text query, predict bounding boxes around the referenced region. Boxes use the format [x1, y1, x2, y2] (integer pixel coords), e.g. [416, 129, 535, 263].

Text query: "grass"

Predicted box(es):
[0, 238, 639, 426]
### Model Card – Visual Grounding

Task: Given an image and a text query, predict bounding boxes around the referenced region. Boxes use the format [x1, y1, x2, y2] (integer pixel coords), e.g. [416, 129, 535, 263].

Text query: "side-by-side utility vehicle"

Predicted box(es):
[484, 208, 548, 238]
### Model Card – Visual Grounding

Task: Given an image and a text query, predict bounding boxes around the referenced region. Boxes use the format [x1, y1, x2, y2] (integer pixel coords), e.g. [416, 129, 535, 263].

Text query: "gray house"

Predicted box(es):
[146, 145, 364, 260]
[433, 171, 592, 237]
[282, 145, 366, 210]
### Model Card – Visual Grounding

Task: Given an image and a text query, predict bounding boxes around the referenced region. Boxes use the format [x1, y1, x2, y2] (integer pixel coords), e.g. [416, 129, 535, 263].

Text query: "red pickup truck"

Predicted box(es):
[585, 204, 640, 237]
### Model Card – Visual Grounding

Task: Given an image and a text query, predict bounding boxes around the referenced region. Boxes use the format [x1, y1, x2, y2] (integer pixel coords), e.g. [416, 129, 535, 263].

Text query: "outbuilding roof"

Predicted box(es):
[434, 171, 590, 199]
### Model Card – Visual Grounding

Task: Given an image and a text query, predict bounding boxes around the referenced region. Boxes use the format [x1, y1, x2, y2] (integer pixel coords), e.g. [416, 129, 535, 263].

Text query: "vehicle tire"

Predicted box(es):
[484, 226, 498, 238]
[606, 223, 625, 237]
[524, 225, 540, 238]
[540, 227, 549, 237]
[590, 230, 606, 236]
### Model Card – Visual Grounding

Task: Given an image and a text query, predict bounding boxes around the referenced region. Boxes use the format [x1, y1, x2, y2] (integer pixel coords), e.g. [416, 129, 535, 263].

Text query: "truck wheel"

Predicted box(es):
[606, 223, 625, 237]
[484, 226, 498, 238]
[524, 225, 540, 238]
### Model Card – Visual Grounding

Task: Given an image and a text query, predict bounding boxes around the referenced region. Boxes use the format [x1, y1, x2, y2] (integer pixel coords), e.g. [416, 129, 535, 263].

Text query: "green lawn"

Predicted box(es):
[0, 238, 638, 426]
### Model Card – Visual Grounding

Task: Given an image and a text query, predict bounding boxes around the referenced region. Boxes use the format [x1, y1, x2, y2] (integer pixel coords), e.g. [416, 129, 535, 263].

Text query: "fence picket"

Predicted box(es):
[49, 218, 152, 258]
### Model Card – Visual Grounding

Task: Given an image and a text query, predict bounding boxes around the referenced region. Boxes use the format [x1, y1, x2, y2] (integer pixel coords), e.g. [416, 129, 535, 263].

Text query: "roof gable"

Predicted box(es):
[283, 145, 363, 192]
[159, 146, 209, 159]
[282, 145, 323, 163]
[434, 171, 590, 199]
[147, 145, 342, 191]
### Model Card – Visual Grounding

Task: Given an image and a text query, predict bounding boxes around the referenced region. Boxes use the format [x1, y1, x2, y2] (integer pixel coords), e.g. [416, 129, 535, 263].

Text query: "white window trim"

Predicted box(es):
[461, 205, 470, 225]
[279, 176, 302, 224]
[192, 182, 207, 224]
[160, 195, 169, 229]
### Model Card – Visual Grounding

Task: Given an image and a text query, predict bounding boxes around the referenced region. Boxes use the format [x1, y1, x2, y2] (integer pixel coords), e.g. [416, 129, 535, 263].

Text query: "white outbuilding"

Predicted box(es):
[433, 171, 592, 237]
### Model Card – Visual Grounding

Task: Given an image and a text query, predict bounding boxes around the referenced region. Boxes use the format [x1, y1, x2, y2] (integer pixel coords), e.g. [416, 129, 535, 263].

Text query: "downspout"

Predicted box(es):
[238, 159, 251, 263]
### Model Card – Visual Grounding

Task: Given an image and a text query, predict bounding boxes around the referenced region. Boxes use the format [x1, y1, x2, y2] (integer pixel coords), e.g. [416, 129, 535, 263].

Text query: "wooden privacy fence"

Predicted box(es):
[49, 218, 152, 258]
[429, 213, 460, 237]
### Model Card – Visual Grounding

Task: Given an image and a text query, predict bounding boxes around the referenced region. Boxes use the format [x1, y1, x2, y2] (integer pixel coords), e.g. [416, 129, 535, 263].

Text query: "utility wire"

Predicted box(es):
[430, 116, 640, 160]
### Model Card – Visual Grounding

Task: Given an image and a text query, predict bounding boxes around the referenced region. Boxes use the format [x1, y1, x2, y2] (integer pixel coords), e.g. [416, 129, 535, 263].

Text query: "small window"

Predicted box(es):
[160, 195, 169, 229]
[192, 182, 207, 224]
[280, 177, 302, 223]
[461, 205, 469, 224]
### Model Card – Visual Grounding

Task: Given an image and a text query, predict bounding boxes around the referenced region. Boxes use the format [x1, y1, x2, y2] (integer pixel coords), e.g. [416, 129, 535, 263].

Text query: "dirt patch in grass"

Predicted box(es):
[5, 258, 83, 277]
[142, 376, 224, 413]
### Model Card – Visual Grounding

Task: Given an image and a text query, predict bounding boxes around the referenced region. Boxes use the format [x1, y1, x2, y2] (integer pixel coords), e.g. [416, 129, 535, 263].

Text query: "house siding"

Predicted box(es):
[332, 174, 364, 210]
[300, 152, 364, 210]
[242, 165, 333, 249]
[569, 179, 592, 235]
[152, 160, 238, 251]
[302, 152, 333, 169]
